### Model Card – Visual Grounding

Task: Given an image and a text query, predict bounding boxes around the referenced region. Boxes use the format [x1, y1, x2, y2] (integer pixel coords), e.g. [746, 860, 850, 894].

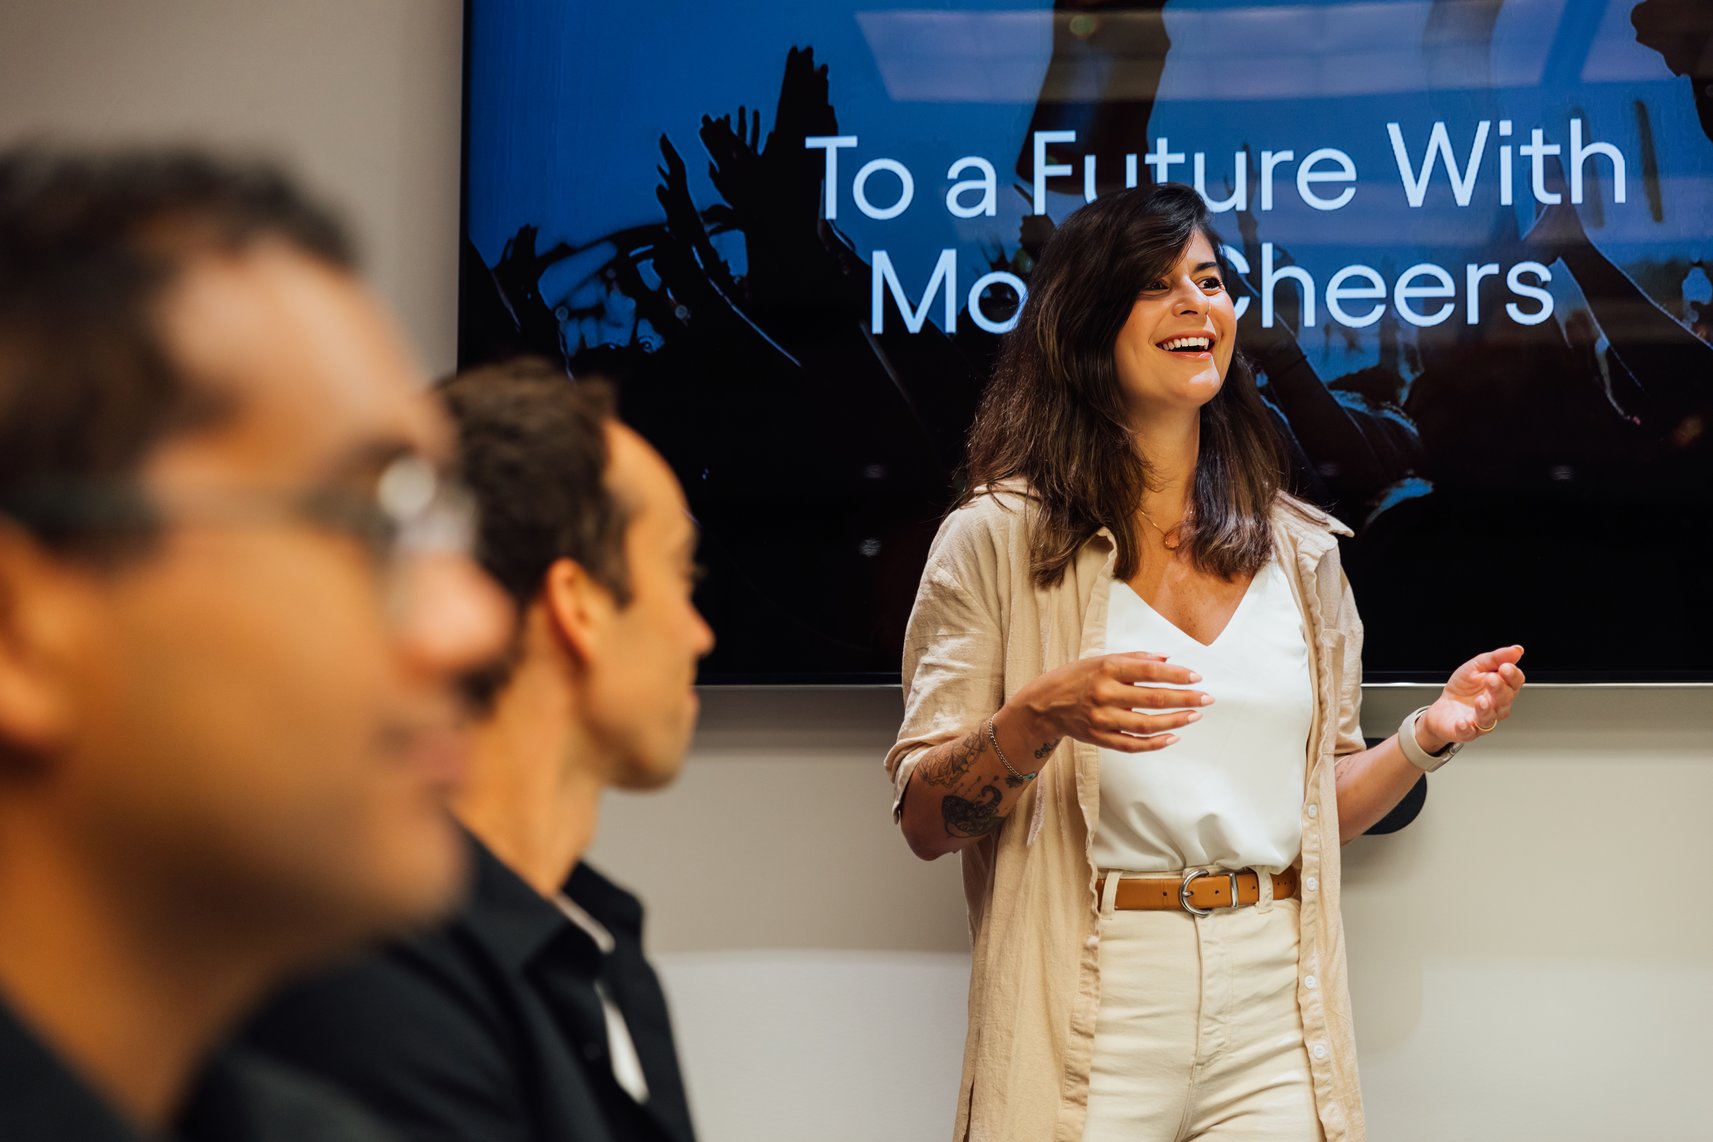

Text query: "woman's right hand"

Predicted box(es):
[1007, 652, 1209, 753]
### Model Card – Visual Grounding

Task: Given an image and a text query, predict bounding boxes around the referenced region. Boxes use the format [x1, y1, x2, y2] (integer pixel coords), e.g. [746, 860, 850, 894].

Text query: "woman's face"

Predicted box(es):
[1112, 232, 1237, 421]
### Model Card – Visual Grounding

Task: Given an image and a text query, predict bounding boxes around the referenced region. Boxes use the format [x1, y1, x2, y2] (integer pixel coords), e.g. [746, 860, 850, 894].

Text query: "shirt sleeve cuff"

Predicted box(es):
[890, 751, 924, 823]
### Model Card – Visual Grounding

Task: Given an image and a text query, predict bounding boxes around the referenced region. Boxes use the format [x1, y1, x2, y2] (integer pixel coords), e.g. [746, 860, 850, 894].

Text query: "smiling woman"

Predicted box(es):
[1113, 232, 1237, 422]
[962, 186, 1283, 589]
[884, 184, 1526, 1142]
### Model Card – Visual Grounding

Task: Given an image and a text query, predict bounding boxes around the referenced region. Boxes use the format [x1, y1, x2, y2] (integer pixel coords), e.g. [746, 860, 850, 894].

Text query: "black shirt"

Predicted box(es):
[0, 993, 391, 1142]
[243, 833, 697, 1142]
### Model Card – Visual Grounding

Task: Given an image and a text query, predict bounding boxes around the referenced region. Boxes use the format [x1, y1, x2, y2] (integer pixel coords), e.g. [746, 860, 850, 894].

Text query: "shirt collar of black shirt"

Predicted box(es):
[0, 991, 389, 1142]
[455, 829, 695, 1142]
[458, 827, 646, 978]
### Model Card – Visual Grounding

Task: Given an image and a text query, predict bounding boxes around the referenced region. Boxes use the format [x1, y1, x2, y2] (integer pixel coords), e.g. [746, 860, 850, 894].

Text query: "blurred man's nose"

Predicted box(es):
[392, 553, 512, 681]
[692, 606, 715, 659]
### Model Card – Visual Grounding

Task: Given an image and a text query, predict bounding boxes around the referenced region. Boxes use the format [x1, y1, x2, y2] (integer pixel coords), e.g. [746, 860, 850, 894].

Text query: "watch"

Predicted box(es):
[1398, 706, 1462, 772]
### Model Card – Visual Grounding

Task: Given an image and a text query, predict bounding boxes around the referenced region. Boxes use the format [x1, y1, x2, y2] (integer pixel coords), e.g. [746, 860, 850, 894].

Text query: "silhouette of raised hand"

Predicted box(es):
[655, 134, 740, 301]
[701, 104, 765, 219]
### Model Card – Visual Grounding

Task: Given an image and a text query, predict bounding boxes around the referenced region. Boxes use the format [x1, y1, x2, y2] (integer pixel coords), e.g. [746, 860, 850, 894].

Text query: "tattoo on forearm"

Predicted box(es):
[941, 783, 1003, 838]
[917, 728, 984, 789]
[1032, 739, 1060, 760]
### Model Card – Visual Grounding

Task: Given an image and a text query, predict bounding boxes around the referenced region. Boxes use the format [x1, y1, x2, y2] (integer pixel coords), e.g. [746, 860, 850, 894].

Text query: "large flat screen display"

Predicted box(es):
[461, 0, 1713, 683]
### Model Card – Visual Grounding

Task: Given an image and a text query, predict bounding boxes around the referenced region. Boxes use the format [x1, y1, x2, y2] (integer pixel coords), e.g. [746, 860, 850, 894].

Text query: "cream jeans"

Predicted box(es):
[1083, 873, 1323, 1142]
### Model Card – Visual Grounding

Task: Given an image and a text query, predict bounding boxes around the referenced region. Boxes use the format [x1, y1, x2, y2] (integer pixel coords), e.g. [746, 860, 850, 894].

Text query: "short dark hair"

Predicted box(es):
[964, 183, 1285, 586]
[437, 357, 631, 708]
[0, 145, 356, 556]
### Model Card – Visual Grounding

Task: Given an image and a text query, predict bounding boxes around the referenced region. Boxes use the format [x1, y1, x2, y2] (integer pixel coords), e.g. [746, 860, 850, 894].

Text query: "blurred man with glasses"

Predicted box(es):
[0, 146, 509, 1140]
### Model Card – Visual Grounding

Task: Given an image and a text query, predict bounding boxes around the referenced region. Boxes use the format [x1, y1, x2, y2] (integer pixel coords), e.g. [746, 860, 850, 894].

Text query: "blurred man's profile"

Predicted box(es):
[0, 146, 508, 1140]
[246, 357, 713, 1142]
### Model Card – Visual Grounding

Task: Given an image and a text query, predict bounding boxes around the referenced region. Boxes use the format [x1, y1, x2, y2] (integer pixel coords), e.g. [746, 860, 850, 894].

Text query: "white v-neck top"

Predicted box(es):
[1091, 555, 1315, 874]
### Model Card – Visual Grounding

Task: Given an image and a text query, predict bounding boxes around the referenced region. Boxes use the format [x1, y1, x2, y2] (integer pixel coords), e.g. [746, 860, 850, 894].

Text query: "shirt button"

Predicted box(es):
[1305, 876, 1318, 893]
[1304, 974, 1318, 989]
[1312, 1042, 1328, 1060]
[1306, 803, 1318, 819]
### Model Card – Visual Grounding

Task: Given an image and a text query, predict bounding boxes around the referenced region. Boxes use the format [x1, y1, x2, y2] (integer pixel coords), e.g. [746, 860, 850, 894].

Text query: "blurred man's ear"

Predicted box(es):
[540, 557, 614, 672]
[0, 525, 88, 762]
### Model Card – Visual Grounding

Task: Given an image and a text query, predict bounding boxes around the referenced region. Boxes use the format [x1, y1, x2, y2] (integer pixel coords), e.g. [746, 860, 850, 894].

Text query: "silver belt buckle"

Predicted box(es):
[1178, 869, 1244, 916]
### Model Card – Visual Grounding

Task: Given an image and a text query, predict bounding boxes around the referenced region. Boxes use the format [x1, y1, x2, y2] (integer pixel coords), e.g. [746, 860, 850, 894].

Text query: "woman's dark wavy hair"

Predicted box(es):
[963, 183, 1286, 587]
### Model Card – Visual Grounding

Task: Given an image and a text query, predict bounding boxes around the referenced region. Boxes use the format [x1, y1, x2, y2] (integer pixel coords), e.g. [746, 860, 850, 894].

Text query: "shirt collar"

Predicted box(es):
[1271, 494, 1352, 562]
[0, 998, 140, 1142]
[0, 994, 370, 1142]
[457, 830, 647, 977]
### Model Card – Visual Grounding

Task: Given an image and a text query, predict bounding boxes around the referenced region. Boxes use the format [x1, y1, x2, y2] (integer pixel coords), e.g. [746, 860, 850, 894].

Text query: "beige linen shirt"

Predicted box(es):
[885, 485, 1368, 1142]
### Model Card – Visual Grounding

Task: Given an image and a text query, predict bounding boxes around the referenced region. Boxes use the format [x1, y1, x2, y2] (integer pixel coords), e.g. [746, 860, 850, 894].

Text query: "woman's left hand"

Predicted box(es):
[1417, 645, 1527, 751]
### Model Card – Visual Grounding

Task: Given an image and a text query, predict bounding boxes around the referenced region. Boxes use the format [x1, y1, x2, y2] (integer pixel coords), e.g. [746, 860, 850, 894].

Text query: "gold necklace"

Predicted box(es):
[1138, 506, 1185, 550]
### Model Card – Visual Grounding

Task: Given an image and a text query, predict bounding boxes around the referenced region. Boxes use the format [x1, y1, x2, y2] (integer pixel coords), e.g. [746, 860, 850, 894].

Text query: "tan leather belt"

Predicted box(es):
[1104, 867, 1300, 916]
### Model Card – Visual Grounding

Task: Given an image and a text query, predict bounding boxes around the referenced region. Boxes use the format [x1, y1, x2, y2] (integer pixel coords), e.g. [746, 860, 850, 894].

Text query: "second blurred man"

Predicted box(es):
[248, 357, 714, 1142]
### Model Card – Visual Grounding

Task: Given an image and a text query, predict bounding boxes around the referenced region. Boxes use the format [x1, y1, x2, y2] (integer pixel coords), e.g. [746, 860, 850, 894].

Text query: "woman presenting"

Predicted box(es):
[885, 184, 1525, 1142]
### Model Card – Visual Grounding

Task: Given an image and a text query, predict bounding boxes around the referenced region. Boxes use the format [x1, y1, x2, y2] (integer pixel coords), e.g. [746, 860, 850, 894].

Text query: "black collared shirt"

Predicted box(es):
[243, 834, 696, 1142]
[0, 994, 391, 1142]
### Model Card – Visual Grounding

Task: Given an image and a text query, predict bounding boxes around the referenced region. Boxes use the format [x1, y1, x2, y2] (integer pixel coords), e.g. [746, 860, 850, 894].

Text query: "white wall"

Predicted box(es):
[0, 0, 465, 375]
[602, 685, 1713, 1142]
[4, 5, 1710, 1140]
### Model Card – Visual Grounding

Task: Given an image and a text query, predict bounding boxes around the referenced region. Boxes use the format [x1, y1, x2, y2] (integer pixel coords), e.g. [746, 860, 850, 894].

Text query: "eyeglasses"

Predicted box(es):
[0, 454, 478, 572]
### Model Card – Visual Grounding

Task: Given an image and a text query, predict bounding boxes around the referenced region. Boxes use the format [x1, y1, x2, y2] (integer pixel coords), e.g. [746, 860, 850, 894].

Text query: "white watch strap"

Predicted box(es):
[1399, 705, 1458, 773]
